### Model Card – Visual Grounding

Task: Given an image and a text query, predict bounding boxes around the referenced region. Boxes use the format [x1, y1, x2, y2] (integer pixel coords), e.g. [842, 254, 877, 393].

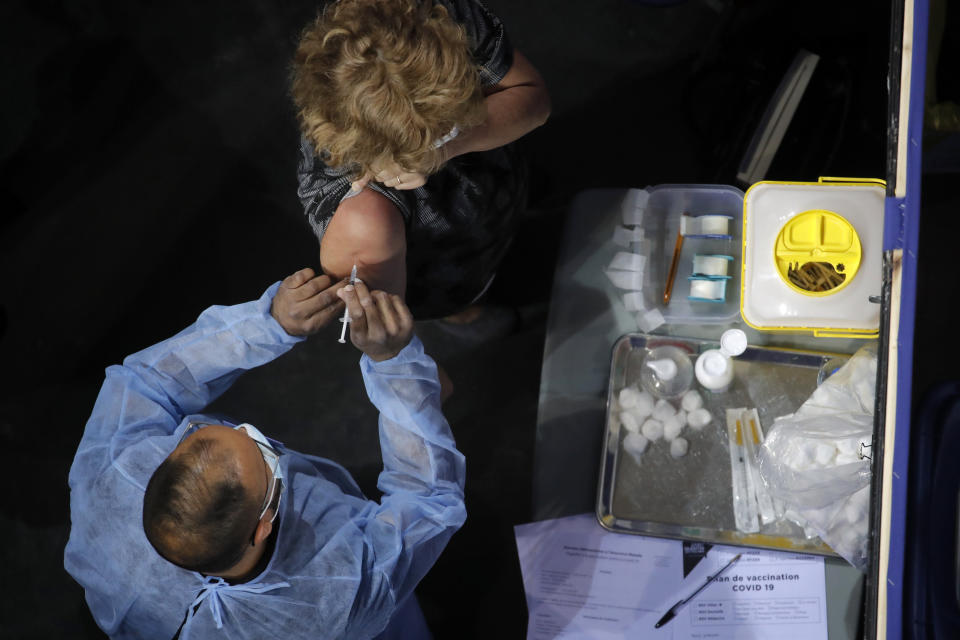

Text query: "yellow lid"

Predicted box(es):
[773, 209, 861, 296]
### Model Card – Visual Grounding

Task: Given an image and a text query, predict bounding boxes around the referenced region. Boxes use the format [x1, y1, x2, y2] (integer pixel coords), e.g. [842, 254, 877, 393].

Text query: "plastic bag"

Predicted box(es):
[757, 345, 877, 570]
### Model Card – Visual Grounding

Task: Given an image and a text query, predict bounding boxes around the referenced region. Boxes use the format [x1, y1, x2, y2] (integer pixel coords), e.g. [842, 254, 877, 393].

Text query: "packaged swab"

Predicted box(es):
[637, 308, 665, 332]
[622, 291, 646, 312]
[726, 408, 759, 533]
[741, 409, 778, 524]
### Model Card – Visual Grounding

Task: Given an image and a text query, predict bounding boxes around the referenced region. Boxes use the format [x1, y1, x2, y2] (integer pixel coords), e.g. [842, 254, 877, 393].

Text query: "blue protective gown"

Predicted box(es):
[64, 283, 466, 639]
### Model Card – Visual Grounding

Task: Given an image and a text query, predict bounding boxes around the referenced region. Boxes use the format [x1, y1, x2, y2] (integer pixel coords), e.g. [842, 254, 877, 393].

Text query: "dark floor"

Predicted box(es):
[0, 0, 955, 638]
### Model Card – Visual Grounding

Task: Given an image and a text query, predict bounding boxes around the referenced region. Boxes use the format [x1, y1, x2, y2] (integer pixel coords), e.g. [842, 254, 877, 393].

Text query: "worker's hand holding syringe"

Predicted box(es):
[337, 280, 414, 362]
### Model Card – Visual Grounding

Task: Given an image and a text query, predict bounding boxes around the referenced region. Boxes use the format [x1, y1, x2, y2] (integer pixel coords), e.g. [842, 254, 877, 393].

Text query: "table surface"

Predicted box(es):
[534, 187, 868, 639]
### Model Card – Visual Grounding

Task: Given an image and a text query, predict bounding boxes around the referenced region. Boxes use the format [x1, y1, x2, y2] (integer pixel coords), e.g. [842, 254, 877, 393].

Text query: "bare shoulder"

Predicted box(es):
[333, 189, 405, 236]
[320, 189, 407, 290]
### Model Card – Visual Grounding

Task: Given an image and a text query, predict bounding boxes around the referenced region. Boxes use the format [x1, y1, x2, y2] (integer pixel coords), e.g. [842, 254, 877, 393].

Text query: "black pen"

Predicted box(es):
[653, 553, 742, 629]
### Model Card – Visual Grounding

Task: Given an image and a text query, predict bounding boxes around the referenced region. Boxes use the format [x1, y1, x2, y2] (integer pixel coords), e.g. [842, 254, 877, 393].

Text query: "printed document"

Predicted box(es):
[515, 513, 827, 639]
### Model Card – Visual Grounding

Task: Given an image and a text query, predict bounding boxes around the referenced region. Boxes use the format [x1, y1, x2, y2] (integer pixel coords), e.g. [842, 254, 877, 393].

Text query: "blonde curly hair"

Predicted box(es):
[291, 0, 487, 177]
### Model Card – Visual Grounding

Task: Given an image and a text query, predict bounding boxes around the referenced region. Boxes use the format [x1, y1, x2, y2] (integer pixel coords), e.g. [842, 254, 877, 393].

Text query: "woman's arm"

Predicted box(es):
[319, 188, 408, 297]
[442, 49, 551, 159]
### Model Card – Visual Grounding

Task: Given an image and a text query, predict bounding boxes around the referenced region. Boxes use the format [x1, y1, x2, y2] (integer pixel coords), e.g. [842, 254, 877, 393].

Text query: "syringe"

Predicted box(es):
[338, 263, 358, 344]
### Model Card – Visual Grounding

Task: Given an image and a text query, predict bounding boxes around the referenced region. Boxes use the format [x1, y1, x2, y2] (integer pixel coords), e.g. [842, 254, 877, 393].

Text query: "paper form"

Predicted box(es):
[515, 513, 680, 639]
[670, 547, 827, 639]
[515, 514, 827, 640]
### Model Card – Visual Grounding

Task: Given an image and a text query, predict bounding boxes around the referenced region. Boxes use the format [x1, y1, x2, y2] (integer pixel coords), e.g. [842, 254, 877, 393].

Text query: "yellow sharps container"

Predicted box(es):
[740, 177, 885, 338]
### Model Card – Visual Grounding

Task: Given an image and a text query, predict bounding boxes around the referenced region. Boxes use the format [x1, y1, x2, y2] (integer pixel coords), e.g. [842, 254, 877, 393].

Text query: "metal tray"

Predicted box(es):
[597, 333, 847, 555]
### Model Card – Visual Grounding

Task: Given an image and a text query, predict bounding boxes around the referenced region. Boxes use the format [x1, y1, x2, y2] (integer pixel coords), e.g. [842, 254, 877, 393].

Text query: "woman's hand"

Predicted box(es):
[350, 158, 427, 192]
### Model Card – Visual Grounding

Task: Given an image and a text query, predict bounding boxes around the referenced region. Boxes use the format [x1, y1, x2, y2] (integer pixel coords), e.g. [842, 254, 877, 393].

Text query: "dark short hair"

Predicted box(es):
[143, 438, 259, 574]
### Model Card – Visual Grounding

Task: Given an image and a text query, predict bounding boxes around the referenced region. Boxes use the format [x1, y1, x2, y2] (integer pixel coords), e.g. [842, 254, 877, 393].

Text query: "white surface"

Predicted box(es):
[741, 182, 884, 332]
[515, 513, 827, 640]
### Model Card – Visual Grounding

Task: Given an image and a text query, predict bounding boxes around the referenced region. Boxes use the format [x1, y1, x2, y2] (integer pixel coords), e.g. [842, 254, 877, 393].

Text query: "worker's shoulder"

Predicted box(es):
[325, 188, 406, 254]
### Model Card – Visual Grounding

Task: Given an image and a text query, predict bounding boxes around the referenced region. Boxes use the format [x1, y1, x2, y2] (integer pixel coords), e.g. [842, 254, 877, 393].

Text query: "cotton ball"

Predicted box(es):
[670, 437, 689, 458]
[663, 415, 684, 441]
[782, 444, 809, 470]
[687, 408, 712, 430]
[681, 390, 703, 412]
[836, 438, 859, 457]
[620, 411, 640, 433]
[623, 431, 649, 463]
[844, 496, 866, 524]
[798, 441, 819, 467]
[849, 486, 870, 509]
[835, 451, 860, 465]
[641, 419, 664, 441]
[845, 487, 871, 520]
[653, 399, 676, 422]
[619, 387, 639, 409]
[634, 391, 655, 418]
[840, 526, 861, 551]
[675, 409, 687, 427]
[814, 443, 837, 467]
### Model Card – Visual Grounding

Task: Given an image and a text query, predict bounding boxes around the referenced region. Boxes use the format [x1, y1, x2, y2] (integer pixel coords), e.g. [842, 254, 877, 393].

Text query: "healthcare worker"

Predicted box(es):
[64, 269, 466, 639]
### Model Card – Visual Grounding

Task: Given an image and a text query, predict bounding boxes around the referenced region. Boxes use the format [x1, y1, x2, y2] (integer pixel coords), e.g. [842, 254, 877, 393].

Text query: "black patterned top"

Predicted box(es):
[296, 0, 527, 319]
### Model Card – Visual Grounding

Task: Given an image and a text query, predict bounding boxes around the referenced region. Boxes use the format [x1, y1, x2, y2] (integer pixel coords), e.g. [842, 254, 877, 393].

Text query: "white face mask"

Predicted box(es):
[234, 423, 284, 483]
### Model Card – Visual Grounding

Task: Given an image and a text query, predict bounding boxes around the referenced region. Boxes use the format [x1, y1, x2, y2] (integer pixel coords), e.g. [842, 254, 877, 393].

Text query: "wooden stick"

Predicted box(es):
[662, 230, 684, 305]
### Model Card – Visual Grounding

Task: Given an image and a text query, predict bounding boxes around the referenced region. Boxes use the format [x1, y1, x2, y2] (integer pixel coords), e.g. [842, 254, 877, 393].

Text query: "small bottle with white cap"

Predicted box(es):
[694, 329, 748, 393]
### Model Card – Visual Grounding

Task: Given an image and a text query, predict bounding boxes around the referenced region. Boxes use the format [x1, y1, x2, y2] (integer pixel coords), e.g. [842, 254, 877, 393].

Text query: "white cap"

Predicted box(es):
[719, 329, 748, 357]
